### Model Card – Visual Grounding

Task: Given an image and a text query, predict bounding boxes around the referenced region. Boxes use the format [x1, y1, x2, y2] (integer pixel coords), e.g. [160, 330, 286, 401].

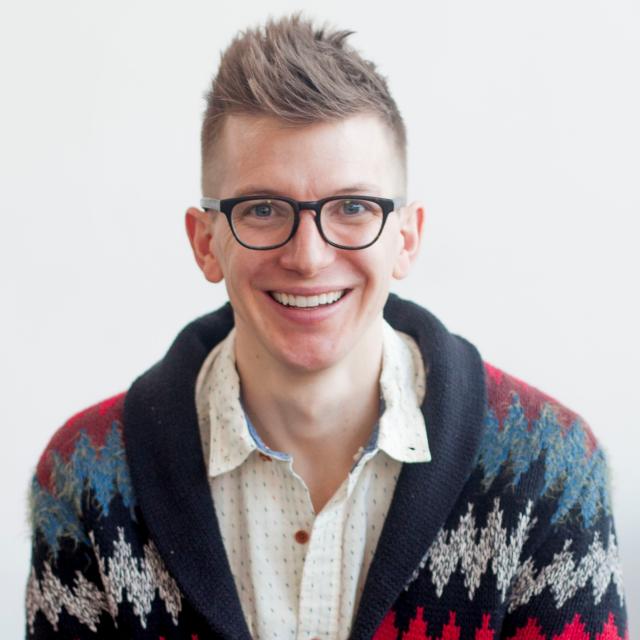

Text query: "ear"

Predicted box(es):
[392, 200, 425, 280]
[185, 207, 225, 283]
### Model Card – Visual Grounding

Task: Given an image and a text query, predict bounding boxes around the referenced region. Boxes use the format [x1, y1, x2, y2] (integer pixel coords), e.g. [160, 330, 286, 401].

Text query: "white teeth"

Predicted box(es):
[271, 290, 346, 308]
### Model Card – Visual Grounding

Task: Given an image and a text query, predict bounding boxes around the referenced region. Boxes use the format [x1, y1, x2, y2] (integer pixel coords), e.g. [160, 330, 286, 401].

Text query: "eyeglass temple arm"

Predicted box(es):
[201, 197, 222, 211]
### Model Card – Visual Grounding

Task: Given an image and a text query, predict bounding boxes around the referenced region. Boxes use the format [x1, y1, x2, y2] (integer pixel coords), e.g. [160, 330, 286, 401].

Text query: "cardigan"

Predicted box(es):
[194, 322, 429, 638]
[25, 294, 628, 639]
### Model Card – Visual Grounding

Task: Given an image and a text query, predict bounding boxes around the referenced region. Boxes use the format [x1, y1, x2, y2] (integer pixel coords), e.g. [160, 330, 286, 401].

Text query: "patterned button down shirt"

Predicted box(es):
[195, 320, 430, 640]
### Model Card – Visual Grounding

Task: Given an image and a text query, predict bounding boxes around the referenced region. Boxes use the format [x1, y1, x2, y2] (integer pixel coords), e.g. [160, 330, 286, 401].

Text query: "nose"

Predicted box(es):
[277, 209, 334, 276]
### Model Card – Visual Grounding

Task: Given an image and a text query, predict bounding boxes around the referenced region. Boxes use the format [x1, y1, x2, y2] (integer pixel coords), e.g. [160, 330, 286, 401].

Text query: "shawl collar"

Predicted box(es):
[124, 294, 486, 638]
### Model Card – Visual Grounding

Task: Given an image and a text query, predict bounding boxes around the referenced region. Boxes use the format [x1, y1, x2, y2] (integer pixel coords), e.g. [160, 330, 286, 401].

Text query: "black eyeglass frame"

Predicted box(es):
[200, 194, 406, 250]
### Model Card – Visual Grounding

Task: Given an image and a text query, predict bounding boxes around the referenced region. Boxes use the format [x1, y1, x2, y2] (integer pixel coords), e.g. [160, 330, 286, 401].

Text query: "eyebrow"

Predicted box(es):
[232, 183, 382, 198]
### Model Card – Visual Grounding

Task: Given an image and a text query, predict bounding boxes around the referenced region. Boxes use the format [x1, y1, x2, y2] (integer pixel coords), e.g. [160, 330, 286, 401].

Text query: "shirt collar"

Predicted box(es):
[196, 320, 430, 478]
[377, 321, 430, 463]
[195, 327, 257, 476]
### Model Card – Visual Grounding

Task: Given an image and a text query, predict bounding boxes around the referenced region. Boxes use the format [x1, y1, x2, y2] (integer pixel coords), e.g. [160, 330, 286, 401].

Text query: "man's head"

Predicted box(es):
[200, 12, 408, 196]
[187, 15, 424, 375]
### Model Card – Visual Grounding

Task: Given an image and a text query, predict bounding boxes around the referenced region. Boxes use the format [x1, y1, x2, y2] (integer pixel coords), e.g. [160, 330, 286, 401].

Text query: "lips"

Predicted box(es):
[269, 289, 347, 308]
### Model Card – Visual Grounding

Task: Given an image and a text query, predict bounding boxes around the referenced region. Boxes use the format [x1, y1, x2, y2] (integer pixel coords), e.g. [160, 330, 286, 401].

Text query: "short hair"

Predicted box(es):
[201, 13, 407, 190]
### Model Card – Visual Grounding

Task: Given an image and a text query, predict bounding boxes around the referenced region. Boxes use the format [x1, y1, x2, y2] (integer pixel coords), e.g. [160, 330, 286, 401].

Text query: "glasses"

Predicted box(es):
[200, 194, 405, 250]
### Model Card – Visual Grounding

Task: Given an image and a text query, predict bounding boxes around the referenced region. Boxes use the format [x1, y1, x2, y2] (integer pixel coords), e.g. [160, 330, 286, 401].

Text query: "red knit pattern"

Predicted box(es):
[475, 614, 495, 639]
[375, 610, 628, 640]
[35, 392, 126, 487]
[507, 618, 545, 640]
[484, 362, 597, 454]
[552, 614, 589, 640]
[373, 609, 496, 639]
[596, 614, 629, 640]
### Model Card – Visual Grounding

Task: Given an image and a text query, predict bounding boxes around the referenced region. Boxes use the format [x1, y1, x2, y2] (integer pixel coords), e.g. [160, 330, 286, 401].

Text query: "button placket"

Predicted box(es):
[296, 496, 346, 640]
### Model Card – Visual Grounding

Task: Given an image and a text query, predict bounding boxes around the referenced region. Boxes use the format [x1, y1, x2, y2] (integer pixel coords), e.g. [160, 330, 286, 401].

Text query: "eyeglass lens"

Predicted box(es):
[230, 198, 384, 248]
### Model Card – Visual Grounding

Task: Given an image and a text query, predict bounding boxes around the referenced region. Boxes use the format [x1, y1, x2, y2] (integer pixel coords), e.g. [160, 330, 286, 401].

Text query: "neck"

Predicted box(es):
[234, 321, 384, 509]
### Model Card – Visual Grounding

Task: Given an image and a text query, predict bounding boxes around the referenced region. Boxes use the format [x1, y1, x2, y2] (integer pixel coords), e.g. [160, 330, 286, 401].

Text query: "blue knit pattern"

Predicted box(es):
[30, 422, 135, 556]
[475, 392, 610, 528]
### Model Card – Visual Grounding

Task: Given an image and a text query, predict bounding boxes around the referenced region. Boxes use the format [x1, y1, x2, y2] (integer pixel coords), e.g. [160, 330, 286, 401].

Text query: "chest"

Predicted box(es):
[209, 451, 401, 639]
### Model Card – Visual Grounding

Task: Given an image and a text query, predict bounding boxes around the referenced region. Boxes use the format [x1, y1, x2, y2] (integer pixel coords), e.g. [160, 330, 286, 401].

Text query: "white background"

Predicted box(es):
[1, 0, 638, 635]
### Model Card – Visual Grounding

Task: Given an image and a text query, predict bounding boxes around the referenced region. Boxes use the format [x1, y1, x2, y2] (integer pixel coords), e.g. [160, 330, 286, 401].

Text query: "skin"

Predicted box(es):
[186, 112, 424, 512]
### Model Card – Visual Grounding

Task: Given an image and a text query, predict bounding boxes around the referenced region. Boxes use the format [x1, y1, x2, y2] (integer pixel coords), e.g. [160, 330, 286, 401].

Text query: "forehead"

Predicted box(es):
[206, 113, 402, 198]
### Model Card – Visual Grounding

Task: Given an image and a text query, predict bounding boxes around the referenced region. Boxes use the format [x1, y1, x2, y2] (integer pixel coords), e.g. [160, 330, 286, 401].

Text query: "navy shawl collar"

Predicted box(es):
[124, 294, 486, 639]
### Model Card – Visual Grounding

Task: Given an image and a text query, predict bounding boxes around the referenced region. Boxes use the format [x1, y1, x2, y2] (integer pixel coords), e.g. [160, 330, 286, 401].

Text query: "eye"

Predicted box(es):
[341, 200, 368, 215]
[252, 203, 273, 217]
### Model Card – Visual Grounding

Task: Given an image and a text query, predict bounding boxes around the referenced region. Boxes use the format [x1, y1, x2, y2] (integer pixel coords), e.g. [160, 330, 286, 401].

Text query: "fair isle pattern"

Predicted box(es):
[30, 422, 135, 556]
[27, 415, 184, 632]
[475, 388, 609, 528]
[92, 528, 182, 628]
[26, 563, 109, 632]
[402, 498, 623, 614]
[372, 609, 628, 639]
[373, 609, 495, 640]
[403, 498, 534, 598]
[507, 530, 625, 613]
[424, 498, 535, 601]
[25, 304, 628, 639]
[26, 527, 182, 632]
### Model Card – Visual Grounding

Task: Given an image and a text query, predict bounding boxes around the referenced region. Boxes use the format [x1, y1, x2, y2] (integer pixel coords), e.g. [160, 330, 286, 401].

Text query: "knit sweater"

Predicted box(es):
[25, 295, 628, 639]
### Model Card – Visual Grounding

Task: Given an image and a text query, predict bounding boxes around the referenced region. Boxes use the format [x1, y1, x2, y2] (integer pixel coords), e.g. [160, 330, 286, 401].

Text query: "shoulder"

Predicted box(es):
[477, 362, 609, 528]
[30, 393, 134, 554]
[35, 393, 128, 490]
[483, 362, 597, 449]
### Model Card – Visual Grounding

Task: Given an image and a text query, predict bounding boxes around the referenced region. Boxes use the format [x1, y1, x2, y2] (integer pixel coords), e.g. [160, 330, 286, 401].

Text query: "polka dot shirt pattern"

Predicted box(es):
[195, 321, 429, 640]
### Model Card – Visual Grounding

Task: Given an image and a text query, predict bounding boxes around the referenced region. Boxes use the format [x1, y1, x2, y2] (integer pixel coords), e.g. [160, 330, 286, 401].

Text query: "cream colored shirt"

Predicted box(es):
[195, 320, 430, 640]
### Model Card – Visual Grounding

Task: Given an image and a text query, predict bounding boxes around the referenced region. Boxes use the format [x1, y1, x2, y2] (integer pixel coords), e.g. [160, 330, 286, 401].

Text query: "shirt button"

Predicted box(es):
[294, 529, 310, 544]
[258, 452, 272, 461]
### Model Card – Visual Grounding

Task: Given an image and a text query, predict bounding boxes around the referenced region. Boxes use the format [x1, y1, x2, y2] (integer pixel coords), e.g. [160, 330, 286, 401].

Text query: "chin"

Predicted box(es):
[270, 337, 346, 374]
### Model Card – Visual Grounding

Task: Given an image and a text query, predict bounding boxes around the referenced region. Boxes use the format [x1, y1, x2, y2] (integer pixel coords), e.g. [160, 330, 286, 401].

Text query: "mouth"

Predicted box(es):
[269, 289, 349, 309]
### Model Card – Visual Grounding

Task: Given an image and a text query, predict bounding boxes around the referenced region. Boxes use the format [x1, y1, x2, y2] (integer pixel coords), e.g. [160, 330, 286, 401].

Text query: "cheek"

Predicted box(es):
[384, 229, 408, 279]
[356, 252, 395, 293]
[210, 231, 238, 276]
[221, 248, 266, 296]
[377, 233, 403, 272]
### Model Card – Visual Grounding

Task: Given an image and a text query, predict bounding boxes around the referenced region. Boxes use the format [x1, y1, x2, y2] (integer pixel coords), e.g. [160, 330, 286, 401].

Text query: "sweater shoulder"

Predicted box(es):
[30, 393, 135, 557]
[35, 393, 127, 490]
[477, 362, 609, 528]
[482, 361, 598, 451]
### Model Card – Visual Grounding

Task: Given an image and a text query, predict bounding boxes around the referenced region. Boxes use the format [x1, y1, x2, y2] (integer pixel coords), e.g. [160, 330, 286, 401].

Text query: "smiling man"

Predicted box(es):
[26, 13, 627, 640]
[186, 111, 422, 519]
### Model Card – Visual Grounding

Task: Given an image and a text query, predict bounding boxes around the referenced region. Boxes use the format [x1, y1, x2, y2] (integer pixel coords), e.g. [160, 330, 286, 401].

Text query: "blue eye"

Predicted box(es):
[342, 200, 366, 215]
[253, 204, 272, 217]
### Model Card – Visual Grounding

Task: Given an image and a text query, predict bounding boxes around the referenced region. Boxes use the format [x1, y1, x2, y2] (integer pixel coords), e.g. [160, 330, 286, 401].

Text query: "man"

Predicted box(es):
[26, 14, 627, 640]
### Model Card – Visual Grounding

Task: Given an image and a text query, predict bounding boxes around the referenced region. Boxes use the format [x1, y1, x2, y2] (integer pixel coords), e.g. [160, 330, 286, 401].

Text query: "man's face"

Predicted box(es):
[187, 113, 423, 374]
